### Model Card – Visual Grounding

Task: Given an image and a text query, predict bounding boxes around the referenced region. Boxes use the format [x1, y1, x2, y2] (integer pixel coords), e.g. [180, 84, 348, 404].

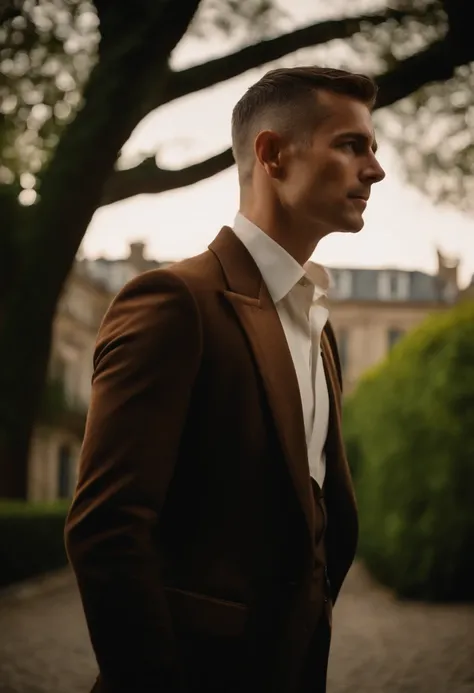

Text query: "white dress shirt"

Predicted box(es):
[233, 213, 330, 488]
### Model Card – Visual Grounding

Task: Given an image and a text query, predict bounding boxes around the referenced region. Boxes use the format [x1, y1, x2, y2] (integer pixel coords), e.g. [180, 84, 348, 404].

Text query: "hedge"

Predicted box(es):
[0, 500, 70, 588]
[344, 299, 474, 601]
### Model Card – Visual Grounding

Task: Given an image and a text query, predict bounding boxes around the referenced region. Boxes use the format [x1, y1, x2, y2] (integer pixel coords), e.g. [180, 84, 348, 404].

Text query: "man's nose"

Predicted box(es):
[364, 155, 386, 184]
[371, 156, 386, 183]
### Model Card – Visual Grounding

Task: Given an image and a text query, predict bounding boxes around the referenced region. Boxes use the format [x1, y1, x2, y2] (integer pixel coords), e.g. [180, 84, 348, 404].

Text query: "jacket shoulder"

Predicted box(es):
[157, 249, 225, 296]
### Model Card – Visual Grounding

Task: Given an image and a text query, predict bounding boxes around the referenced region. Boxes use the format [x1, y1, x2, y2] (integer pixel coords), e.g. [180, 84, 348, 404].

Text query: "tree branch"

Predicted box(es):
[26, 0, 202, 310]
[158, 6, 432, 106]
[101, 148, 235, 206]
[102, 26, 472, 208]
[441, 0, 474, 64]
[374, 39, 462, 109]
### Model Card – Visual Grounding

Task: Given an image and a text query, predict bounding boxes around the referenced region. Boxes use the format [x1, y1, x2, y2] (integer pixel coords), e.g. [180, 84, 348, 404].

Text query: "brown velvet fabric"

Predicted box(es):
[65, 226, 357, 693]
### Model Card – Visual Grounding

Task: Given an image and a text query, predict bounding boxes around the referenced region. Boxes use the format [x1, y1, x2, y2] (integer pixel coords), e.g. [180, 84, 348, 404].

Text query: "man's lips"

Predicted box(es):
[349, 193, 370, 201]
[349, 195, 368, 208]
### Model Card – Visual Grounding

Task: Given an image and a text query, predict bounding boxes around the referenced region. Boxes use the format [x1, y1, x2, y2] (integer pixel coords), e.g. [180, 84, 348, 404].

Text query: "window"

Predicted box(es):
[378, 272, 410, 301]
[389, 274, 399, 297]
[332, 270, 352, 300]
[387, 328, 405, 351]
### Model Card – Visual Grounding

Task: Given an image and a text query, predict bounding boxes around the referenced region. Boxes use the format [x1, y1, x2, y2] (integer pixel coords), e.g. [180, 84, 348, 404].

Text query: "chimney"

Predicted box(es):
[128, 241, 146, 271]
[436, 249, 459, 302]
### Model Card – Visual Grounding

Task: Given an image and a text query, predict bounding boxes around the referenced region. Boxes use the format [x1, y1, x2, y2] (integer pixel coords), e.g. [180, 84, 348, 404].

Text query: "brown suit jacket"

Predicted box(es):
[65, 226, 358, 693]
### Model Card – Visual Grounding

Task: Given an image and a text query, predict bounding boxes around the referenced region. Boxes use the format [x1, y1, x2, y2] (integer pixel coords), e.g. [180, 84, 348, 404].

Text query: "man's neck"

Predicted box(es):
[238, 207, 321, 266]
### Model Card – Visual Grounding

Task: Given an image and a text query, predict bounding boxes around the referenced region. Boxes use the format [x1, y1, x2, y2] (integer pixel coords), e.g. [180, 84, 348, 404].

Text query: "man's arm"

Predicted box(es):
[65, 270, 202, 692]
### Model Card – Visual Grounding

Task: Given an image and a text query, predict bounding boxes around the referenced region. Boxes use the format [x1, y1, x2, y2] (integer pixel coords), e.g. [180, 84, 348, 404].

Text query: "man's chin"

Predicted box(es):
[338, 215, 365, 233]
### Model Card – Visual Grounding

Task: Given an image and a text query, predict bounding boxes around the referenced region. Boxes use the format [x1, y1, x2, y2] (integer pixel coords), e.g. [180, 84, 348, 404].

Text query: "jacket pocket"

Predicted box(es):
[164, 586, 249, 638]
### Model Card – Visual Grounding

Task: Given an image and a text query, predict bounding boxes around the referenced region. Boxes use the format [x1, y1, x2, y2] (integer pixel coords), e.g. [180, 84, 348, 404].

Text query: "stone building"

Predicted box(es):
[27, 244, 464, 501]
[327, 250, 461, 393]
[28, 242, 165, 502]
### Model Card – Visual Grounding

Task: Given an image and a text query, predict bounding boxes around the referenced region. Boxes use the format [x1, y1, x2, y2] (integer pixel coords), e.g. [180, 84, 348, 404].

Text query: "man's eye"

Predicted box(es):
[340, 141, 357, 152]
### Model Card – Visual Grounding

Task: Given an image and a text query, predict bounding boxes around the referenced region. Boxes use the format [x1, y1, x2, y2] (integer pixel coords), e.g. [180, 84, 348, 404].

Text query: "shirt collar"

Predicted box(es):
[232, 212, 330, 304]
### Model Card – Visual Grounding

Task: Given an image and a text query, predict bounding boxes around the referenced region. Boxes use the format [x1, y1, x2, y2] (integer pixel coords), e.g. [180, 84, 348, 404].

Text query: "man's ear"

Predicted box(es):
[254, 130, 284, 179]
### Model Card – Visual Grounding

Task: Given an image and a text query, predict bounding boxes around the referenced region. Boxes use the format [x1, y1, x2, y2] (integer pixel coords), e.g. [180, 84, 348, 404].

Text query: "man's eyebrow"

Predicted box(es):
[336, 132, 378, 153]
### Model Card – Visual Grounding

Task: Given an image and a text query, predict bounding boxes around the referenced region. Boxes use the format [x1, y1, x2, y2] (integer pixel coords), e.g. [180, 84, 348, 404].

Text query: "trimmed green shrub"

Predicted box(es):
[344, 300, 474, 601]
[0, 500, 70, 588]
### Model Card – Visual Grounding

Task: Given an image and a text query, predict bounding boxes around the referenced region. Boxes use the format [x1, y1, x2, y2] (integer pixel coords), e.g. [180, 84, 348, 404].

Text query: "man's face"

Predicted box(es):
[277, 90, 385, 235]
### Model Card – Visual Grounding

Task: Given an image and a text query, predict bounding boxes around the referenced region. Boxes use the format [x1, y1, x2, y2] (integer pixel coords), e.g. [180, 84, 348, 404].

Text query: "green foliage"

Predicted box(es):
[0, 500, 70, 587]
[0, 0, 464, 211]
[375, 0, 474, 210]
[353, 0, 446, 71]
[379, 62, 474, 210]
[191, 0, 282, 39]
[344, 300, 474, 601]
[0, 0, 99, 190]
[0, 0, 281, 197]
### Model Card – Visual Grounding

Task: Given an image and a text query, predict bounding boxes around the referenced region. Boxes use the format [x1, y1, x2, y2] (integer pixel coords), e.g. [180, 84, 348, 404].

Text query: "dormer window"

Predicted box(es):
[378, 271, 409, 300]
[332, 270, 352, 299]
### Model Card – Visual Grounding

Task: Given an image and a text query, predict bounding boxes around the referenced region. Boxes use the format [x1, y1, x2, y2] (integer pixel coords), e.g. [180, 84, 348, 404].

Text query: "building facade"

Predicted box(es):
[28, 243, 165, 502]
[27, 245, 465, 501]
[327, 251, 461, 392]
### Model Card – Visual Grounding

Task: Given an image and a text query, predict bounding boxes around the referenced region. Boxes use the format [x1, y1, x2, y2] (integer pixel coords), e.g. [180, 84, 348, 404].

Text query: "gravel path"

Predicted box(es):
[0, 563, 473, 693]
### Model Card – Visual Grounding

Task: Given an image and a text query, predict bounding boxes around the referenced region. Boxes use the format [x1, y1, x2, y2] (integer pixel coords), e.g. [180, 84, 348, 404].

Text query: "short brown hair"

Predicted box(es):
[231, 66, 377, 183]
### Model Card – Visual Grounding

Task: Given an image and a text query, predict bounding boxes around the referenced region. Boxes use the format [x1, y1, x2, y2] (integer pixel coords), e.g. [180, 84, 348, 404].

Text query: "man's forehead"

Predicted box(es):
[313, 91, 376, 143]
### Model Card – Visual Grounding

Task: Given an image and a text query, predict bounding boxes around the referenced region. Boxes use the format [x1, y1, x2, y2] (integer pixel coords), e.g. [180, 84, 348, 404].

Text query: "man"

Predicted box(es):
[65, 66, 385, 693]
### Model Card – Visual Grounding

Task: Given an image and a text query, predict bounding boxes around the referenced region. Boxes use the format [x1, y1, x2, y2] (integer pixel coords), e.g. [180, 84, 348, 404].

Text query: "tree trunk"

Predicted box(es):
[2, 0, 473, 498]
[0, 0, 202, 499]
[0, 283, 55, 498]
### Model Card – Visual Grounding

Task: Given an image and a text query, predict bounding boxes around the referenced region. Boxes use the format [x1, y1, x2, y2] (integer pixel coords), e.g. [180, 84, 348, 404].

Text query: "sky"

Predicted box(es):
[81, 1, 474, 287]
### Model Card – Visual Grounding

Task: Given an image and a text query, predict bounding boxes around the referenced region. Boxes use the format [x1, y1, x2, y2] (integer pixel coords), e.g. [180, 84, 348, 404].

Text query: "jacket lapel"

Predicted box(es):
[321, 331, 342, 448]
[210, 227, 315, 540]
[321, 329, 359, 598]
[321, 329, 357, 504]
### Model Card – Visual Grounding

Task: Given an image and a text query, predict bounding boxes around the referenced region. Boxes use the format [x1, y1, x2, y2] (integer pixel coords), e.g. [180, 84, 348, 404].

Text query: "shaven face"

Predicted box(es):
[255, 90, 386, 239]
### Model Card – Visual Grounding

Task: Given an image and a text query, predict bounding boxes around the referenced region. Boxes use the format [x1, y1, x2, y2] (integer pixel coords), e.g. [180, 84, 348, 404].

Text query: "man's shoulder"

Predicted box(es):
[163, 248, 223, 290]
[111, 245, 224, 311]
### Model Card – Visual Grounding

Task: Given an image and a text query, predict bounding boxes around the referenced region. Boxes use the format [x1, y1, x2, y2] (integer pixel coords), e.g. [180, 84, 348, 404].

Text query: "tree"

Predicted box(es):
[0, 0, 204, 497]
[343, 299, 474, 601]
[1, 0, 474, 498]
[376, 1, 474, 208]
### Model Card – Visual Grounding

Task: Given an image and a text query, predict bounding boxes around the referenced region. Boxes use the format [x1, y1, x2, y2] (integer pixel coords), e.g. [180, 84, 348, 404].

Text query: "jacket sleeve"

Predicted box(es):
[65, 269, 202, 692]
